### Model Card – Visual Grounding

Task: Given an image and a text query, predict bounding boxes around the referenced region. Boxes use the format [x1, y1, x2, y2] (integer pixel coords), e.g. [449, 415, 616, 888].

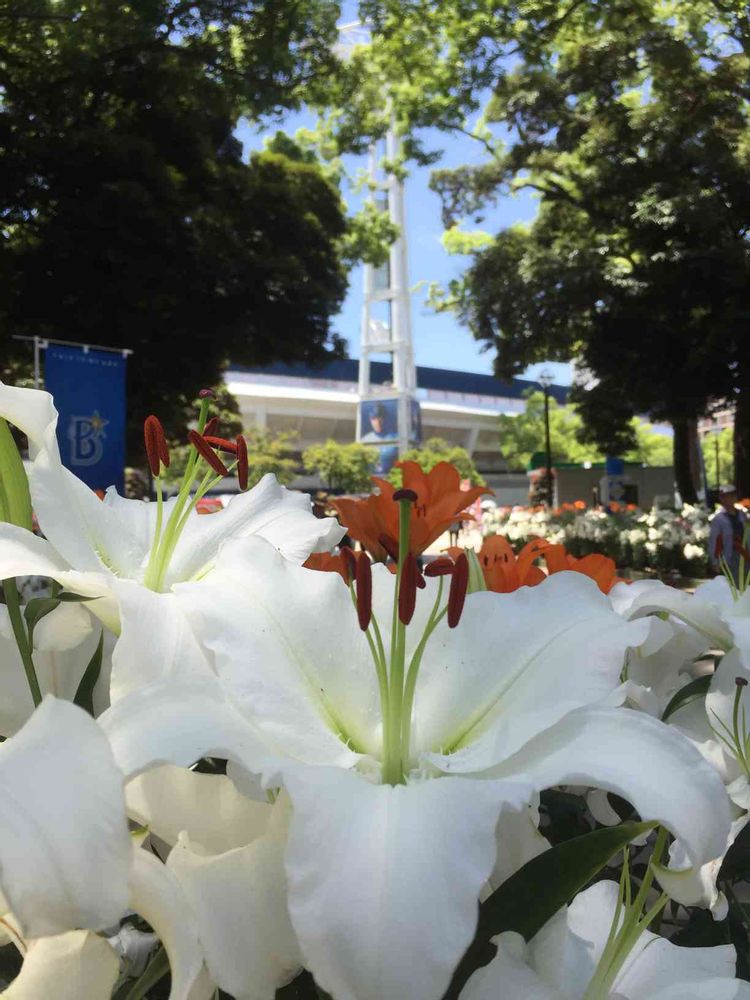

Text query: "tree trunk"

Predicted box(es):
[735, 377, 750, 498]
[673, 417, 698, 504]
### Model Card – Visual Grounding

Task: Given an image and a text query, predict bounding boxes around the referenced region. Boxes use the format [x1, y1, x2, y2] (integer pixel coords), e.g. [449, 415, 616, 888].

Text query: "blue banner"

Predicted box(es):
[44, 345, 128, 493]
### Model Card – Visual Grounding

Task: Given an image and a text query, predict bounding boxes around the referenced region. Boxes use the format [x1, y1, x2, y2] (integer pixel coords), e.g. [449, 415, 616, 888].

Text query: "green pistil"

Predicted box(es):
[710, 678, 750, 778]
[582, 828, 668, 1000]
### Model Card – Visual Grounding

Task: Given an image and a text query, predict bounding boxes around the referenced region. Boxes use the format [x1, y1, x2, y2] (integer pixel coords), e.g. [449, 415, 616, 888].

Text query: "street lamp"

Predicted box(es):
[712, 422, 722, 490]
[538, 368, 554, 506]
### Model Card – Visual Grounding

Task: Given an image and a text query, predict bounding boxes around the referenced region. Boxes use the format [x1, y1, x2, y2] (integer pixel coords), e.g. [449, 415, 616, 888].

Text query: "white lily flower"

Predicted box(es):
[460, 881, 750, 1000]
[694, 577, 750, 669]
[0, 382, 343, 700]
[101, 530, 732, 1000]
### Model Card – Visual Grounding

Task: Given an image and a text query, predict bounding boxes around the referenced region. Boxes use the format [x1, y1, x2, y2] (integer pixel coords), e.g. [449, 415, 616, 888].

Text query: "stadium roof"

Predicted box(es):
[230, 359, 569, 404]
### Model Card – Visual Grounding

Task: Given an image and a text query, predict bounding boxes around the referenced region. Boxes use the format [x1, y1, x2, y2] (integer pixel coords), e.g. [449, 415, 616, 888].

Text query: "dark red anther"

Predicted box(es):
[203, 416, 219, 438]
[447, 552, 469, 629]
[144, 415, 169, 476]
[737, 677, 748, 688]
[236, 435, 249, 491]
[416, 570, 426, 589]
[355, 553, 373, 631]
[198, 388, 216, 399]
[392, 488, 418, 503]
[203, 435, 238, 454]
[399, 553, 420, 625]
[378, 533, 400, 563]
[188, 430, 229, 477]
[424, 556, 455, 577]
[340, 546, 357, 585]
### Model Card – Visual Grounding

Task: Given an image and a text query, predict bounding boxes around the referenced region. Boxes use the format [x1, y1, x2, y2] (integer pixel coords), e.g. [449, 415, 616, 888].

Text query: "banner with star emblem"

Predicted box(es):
[45, 344, 128, 493]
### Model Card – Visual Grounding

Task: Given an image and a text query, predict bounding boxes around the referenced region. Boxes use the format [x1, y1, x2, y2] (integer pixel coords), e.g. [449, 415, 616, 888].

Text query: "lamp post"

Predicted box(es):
[539, 369, 554, 506]
[712, 422, 721, 490]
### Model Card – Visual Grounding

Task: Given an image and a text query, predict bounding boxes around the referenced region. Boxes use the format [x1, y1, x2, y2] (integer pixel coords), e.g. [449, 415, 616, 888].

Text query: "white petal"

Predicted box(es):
[452, 706, 731, 868]
[168, 795, 301, 1000]
[650, 981, 750, 1000]
[617, 930, 736, 997]
[129, 848, 203, 1000]
[0, 381, 58, 457]
[705, 647, 749, 773]
[1, 930, 118, 999]
[413, 573, 649, 771]
[0, 611, 105, 737]
[459, 931, 564, 1000]
[176, 536, 373, 766]
[125, 765, 272, 853]
[485, 798, 549, 895]
[0, 698, 131, 937]
[100, 675, 279, 783]
[110, 580, 212, 702]
[166, 474, 344, 586]
[623, 581, 732, 649]
[283, 766, 533, 1000]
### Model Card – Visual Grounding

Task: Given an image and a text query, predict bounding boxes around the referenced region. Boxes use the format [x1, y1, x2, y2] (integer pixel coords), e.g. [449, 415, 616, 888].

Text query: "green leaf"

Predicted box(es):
[112, 944, 169, 1000]
[56, 591, 96, 603]
[23, 597, 61, 637]
[0, 417, 32, 531]
[442, 819, 656, 999]
[74, 630, 104, 716]
[661, 675, 711, 721]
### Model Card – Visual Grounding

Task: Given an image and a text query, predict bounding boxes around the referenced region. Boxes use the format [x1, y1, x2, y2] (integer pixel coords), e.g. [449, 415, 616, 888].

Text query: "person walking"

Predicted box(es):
[709, 484, 748, 584]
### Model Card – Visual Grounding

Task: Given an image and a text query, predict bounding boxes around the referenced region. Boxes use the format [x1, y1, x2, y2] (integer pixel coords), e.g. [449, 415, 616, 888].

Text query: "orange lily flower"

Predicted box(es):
[447, 536, 549, 592]
[541, 545, 623, 594]
[332, 461, 491, 561]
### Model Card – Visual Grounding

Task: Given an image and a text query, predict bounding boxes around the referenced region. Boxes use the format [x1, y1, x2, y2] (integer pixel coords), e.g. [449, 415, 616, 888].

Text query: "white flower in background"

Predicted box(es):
[101, 522, 732, 1000]
[0, 382, 343, 701]
[461, 881, 750, 1000]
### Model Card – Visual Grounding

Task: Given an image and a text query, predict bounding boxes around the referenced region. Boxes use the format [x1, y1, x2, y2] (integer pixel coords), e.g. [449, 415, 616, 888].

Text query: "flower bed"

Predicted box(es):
[482, 501, 712, 577]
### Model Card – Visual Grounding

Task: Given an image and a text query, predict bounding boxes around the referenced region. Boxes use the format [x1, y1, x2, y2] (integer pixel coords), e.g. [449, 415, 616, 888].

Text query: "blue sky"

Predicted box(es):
[236, 27, 573, 388]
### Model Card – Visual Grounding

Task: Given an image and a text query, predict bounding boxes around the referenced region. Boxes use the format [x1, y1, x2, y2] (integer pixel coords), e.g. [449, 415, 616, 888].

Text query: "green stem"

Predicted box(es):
[3, 578, 42, 706]
[383, 499, 412, 785]
[401, 582, 447, 765]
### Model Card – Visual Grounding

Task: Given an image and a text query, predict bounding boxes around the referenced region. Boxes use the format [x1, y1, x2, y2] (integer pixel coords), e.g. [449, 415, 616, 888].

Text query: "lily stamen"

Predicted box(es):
[447, 552, 469, 628]
[398, 553, 420, 625]
[236, 436, 249, 492]
[355, 552, 373, 631]
[143, 415, 169, 477]
[187, 430, 230, 477]
[203, 436, 238, 454]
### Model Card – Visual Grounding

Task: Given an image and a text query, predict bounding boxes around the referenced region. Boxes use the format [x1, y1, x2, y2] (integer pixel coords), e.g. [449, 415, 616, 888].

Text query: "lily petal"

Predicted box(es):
[129, 848, 203, 1000]
[412, 573, 649, 768]
[1, 930, 118, 999]
[283, 766, 533, 1000]
[165, 474, 344, 587]
[440, 706, 731, 869]
[110, 580, 212, 702]
[168, 794, 301, 1000]
[100, 675, 279, 783]
[0, 698, 130, 937]
[126, 765, 272, 853]
[176, 536, 374, 766]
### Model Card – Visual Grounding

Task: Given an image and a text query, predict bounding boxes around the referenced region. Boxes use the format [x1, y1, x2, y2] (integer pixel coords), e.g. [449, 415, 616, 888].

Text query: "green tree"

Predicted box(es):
[394, 437, 485, 486]
[422, 2, 750, 500]
[243, 430, 299, 489]
[497, 392, 673, 471]
[303, 440, 378, 493]
[701, 427, 736, 490]
[0, 1, 349, 459]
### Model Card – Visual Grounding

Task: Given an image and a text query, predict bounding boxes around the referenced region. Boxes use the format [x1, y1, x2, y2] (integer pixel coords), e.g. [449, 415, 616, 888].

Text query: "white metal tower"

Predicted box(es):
[336, 23, 419, 461]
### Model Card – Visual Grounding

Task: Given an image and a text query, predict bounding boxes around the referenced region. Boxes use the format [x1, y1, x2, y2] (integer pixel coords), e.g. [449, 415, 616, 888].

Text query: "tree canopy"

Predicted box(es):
[0, 1, 351, 458]
[497, 392, 673, 472]
[303, 440, 378, 493]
